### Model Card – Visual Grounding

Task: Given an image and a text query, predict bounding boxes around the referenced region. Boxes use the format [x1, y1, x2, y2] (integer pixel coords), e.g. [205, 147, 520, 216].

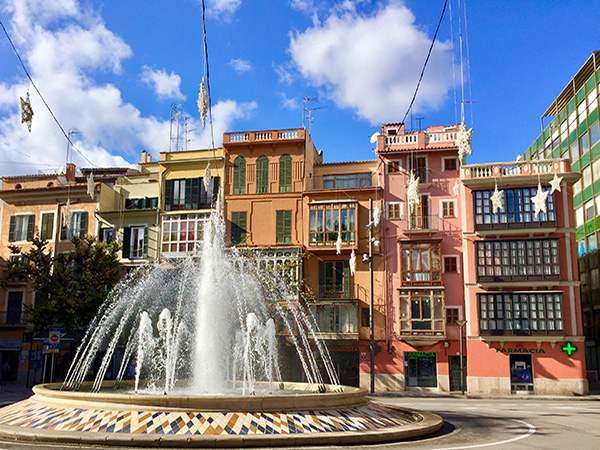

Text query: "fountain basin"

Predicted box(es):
[0, 382, 442, 447]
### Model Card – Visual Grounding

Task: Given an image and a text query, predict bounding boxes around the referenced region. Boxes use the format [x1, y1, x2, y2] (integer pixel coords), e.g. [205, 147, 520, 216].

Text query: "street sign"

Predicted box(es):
[48, 329, 60, 353]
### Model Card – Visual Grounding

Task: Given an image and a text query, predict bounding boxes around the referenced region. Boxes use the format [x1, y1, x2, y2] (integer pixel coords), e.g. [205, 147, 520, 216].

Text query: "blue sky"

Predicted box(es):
[0, 0, 599, 176]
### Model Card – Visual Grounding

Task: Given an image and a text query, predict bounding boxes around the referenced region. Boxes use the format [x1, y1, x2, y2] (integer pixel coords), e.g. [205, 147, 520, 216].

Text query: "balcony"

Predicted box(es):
[309, 283, 357, 300]
[308, 302, 359, 341]
[462, 159, 576, 188]
[223, 128, 304, 144]
[401, 214, 438, 234]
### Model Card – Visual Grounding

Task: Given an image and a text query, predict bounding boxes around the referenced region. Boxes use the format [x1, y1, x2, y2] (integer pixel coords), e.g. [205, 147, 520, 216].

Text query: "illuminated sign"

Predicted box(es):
[495, 348, 545, 354]
[405, 352, 436, 358]
[561, 342, 577, 356]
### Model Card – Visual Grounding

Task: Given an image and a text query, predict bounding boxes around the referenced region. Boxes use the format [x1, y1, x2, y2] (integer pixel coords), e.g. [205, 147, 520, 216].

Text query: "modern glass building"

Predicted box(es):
[522, 51, 600, 379]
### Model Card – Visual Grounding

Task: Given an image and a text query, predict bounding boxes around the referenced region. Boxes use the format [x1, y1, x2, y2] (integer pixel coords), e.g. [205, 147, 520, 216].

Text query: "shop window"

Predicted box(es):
[399, 290, 444, 336]
[476, 239, 560, 282]
[405, 352, 437, 387]
[400, 241, 441, 285]
[591, 268, 600, 290]
[387, 201, 403, 220]
[233, 156, 246, 194]
[279, 154, 292, 193]
[309, 203, 356, 246]
[230, 211, 247, 245]
[8, 214, 34, 242]
[256, 155, 269, 194]
[478, 292, 564, 335]
[276, 209, 292, 243]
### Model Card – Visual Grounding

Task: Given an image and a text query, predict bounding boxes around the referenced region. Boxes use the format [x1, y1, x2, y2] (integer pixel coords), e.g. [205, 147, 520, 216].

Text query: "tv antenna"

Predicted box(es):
[169, 104, 182, 152]
[302, 97, 326, 134]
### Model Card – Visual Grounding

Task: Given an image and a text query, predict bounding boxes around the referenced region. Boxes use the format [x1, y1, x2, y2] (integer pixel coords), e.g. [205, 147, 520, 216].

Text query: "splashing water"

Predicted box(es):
[63, 212, 339, 395]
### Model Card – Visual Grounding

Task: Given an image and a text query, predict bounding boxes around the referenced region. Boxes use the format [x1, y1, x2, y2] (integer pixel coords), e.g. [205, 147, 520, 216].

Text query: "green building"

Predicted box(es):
[522, 51, 600, 379]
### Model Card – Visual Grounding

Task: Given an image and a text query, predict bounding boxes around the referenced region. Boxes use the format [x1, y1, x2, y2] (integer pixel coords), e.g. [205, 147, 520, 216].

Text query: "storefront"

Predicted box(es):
[404, 351, 437, 388]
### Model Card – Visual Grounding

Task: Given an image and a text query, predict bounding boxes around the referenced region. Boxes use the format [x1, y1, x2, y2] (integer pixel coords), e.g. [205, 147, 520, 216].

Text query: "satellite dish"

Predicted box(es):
[370, 132, 381, 144]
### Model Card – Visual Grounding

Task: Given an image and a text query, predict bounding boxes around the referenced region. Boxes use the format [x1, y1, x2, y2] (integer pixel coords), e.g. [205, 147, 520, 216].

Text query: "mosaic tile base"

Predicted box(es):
[0, 400, 415, 436]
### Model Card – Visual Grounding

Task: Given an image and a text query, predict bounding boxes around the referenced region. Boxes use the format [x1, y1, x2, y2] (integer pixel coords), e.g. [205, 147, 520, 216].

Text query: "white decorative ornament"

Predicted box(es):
[20, 92, 33, 132]
[349, 250, 357, 276]
[456, 122, 473, 164]
[87, 172, 95, 199]
[198, 77, 209, 128]
[453, 180, 460, 196]
[549, 172, 563, 194]
[490, 183, 504, 214]
[204, 163, 212, 193]
[335, 233, 343, 255]
[372, 204, 382, 227]
[407, 171, 420, 214]
[62, 200, 73, 232]
[531, 183, 549, 218]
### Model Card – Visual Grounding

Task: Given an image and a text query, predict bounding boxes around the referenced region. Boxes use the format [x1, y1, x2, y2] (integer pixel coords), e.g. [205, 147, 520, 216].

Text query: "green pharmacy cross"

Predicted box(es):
[561, 342, 577, 357]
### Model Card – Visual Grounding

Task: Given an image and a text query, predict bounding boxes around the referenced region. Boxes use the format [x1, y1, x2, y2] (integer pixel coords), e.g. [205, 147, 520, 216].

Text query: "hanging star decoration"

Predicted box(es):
[372, 204, 382, 227]
[87, 172, 95, 199]
[407, 171, 420, 214]
[204, 162, 212, 193]
[198, 77, 208, 128]
[20, 92, 34, 132]
[549, 172, 563, 194]
[453, 180, 460, 196]
[62, 200, 73, 232]
[490, 183, 504, 214]
[456, 122, 473, 164]
[532, 183, 549, 218]
[349, 250, 357, 276]
[335, 233, 343, 255]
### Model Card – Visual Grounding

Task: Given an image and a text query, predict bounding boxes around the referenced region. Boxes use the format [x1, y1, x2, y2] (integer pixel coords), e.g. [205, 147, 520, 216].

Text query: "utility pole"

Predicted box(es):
[369, 199, 375, 394]
[457, 320, 467, 395]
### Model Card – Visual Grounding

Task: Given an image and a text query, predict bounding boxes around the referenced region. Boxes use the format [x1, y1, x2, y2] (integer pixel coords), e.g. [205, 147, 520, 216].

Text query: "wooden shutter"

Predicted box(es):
[79, 212, 88, 237]
[318, 261, 324, 297]
[122, 227, 131, 258]
[41, 213, 54, 240]
[276, 210, 292, 243]
[343, 261, 350, 298]
[143, 226, 149, 258]
[164, 179, 173, 211]
[8, 216, 16, 242]
[233, 157, 246, 195]
[60, 218, 68, 240]
[190, 177, 200, 209]
[279, 155, 292, 193]
[212, 176, 220, 205]
[26, 215, 35, 241]
[231, 211, 247, 245]
[256, 156, 268, 194]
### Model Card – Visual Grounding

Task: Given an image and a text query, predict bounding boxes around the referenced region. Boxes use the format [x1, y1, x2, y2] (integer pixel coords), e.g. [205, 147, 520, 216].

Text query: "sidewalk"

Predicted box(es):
[0, 385, 34, 407]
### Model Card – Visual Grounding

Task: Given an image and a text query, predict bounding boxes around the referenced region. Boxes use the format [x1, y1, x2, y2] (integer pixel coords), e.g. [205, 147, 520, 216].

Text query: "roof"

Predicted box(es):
[318, 159, 377, 166]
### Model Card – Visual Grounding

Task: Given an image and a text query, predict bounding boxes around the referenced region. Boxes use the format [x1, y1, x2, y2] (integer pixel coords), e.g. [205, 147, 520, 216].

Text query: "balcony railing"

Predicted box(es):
[385, 133, 418, 146]
[0, 310, 25, 326]
[402, 214, 438, 232]
[309, 284, 357, 299]
[425, 130, 457, 144]
[224, 129, 303, 143]
[462, 159, 571, 180]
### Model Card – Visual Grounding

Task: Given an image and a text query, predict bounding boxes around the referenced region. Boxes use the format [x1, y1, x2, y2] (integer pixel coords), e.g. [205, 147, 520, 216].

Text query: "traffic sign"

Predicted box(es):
[48, 329, 60, 353]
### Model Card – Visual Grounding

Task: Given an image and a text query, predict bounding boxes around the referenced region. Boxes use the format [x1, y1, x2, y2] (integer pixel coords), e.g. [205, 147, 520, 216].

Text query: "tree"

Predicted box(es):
[1, 234, 123, 338]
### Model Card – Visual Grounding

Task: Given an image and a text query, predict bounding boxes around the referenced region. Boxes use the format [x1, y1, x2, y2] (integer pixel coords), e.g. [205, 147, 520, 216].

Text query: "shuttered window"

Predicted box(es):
[233, 156, 246, 195]
[256, 156, 269, 194]
[8, 215, 35, 242]
[40, 213, 54, 240]
[276, 210, 292, 243]
[231, 211, 247, 245]
[164, 177, 219, 210]
[279, 154, 292, 193]
[60, 212, 88, 240]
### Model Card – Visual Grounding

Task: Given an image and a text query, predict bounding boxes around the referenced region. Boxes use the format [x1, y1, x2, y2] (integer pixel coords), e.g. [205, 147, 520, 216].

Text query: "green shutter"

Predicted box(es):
[60, 217, 67, 240]
[122, 227, 131, 258]
[231, 211, 247, 245]
[276, 210, 292, 243]
[164, 179, 173, 211]
[26, 215, 35, 241]
[8, 216, 16, 242]
[79, 212, 88, 238]
[285, 210, 292, 243]
[143, 226, 149, 258]
[256, 156, 269, 194]
[212, 176, 220, 205]
[279, 154, 292, 193]
[233, 157, 246, 195]
[191, 177, 200, 209]
[318, 261, 324, 297]
[276, 210, 284, 243]
[343, 261, 350, 298]
[40, 213, 54, 240]
[184, 178, 193, 210]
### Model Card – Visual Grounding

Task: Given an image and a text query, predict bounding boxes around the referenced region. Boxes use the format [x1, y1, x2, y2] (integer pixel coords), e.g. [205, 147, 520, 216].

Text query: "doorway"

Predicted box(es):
[449, 356, 467, 392]
[510, 354, 533, 393]
[405, 352, 437, 387]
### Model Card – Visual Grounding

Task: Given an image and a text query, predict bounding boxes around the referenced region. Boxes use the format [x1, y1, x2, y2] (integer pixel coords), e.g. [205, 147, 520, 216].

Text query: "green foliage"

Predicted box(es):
[1, 234, 122, 337]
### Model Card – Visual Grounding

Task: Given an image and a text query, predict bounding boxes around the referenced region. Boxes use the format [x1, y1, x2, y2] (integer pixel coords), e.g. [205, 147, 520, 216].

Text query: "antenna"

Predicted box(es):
[415, 117, 425, 131]
[169, 104, 182, 152]
[184, 116, 196, 151]
[302, 97, 315, 129]
[66, 129, 82, 164]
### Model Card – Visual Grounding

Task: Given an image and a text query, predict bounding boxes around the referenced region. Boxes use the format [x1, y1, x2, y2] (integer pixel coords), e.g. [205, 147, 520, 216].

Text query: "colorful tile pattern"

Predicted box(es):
[0, 400, 414, 436]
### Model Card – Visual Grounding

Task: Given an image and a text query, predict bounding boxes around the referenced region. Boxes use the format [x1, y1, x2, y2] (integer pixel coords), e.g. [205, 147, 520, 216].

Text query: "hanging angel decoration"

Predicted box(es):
[457, 122, 473, 164]
[20, 92, 34, 132]
[198, 77, 208, 128]
[62, 200, 73, 232]
[204, 163, 212, 193]
[407, 171, 420, 214]
[372, 204, 382, 228]
[87, 172, 95, 199]
[349, 250, 357, 276]
[335, 233, 343, 255]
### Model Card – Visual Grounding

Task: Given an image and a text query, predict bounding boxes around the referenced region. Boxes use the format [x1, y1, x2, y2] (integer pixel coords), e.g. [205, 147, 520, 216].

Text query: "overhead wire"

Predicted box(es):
[0, 19, 97, 168]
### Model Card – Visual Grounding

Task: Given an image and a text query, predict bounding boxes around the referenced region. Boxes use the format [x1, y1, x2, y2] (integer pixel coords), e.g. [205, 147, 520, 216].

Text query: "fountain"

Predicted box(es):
[0, 213, 442, 447]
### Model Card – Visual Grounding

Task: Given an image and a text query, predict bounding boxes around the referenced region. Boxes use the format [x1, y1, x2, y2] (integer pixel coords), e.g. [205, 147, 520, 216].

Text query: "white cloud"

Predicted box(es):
[140, 66, 186, 101]
[279, 93, 300, 111]
[272, 62, 294, 86]
[288, 1, 453, 123]
[227, 58, 253, 73]
[290, 0, 315, 13]
[205, 0, 241, 19]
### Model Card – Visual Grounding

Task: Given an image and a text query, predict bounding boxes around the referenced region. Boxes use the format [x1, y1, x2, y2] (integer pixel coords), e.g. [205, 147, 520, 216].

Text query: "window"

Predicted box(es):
[387, 201, 403, 220]
[231, 211, 247, 245]
[276, 209, 292, 243]
[443, 157, 458, 171]
[101, 228, 115, 244]
[473, 187, 557, 229]
[446, 308, 460, 326]
[441, 200, 456, 218]
[60, 212, 88, 240]
[591, 122, 600, 148]
[585, 199, 595, 221]
[309, 303, 358, 334]
[476, 239, 560, 282]
[409, 195, 430, 229]
[5, 291, 23, 325]
[40, 213, 54, 241]
[309, 203, 356, 246]
[8, 215, 34, 242]
[318, 260, 350, 298]
[387, 160, 401, 174]
[123, 226, 147, 259]
[399, 289, 444, 335]
[256, 155, 269, 194]
[478, 292, 564, 335]
[279, 154, 292, 193]
[361, 307, 369, 327]
[161, 214, 210, 257]
[125, 197, 158, 209]
[164, 177, 220, 211]
[588, 233, 597, 252]
[409, 156, 427, 182]
[400, 241, 441, 285]
[323, 173, 371, 189]
[233, 156, 246, 195]
[443, 256, 458, 273]
[581, 131, 590, 155]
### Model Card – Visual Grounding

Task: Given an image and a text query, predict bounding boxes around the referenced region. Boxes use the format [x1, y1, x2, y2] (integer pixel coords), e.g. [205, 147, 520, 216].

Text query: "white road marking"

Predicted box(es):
[429, 419, 536, 450]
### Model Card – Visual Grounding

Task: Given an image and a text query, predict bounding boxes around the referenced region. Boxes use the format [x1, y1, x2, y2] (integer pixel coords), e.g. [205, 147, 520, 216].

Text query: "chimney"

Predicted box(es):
[66, 163, 76, 182]
[141, 150, 148, 164]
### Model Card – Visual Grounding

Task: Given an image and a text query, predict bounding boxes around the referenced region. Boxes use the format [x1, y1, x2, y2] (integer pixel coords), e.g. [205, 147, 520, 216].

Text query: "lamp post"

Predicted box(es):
[456, 320, 467, 395]
[368, 199, 375, 394]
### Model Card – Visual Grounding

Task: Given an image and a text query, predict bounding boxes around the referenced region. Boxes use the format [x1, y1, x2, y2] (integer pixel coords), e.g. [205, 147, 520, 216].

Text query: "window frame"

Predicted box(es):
[440, 199, 456, 218]
[276, 209, 293, 244]
[387, 201, 404, 220]
[308, 202, 357, 247]
[442, 156, 459, 172]
[129, 225, 148, 260]
[39, 211, 56, 242]
[279, 154, 292, 193]
[442, 255, 460, 274]
[8, 214, 35, 243]
[323, 173, 372, 189]
[400, 240, 441, 285]
[386, 159, 402, 174]
[399, 289, 445, 336]
[255, 155, 269, 194]
[161, 213, 210, 257]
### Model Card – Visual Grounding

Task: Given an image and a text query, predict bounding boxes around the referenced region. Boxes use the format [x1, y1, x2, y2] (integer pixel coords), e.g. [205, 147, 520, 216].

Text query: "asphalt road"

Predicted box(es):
[0, 397, 598, 450]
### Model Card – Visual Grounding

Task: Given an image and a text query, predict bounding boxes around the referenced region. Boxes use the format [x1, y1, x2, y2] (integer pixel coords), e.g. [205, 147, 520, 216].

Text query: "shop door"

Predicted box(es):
[449, 356, 467, 391]
[406, 353, 437, 387]
[510, 354, 533, 393]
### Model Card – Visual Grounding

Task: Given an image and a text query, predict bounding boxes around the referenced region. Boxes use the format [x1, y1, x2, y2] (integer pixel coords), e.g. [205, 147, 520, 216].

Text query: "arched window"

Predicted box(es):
[279, 154, 292, 193]
[256, 156, 269, 194]
[233, 156, 246, 195]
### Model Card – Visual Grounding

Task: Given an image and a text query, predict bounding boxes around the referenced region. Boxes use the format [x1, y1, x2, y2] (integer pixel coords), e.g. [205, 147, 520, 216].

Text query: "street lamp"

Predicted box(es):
[365, 199, 381, 394]
[456, 320, 467, 395]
